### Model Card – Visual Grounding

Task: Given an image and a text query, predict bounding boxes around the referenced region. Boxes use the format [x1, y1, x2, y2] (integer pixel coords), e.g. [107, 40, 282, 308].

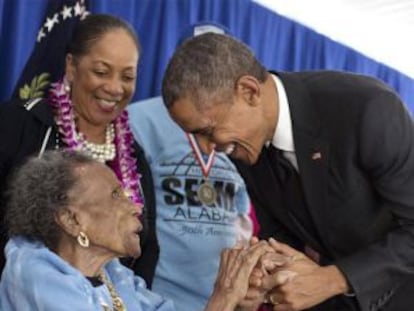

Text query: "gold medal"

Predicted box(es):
[197, 181, 217, 205]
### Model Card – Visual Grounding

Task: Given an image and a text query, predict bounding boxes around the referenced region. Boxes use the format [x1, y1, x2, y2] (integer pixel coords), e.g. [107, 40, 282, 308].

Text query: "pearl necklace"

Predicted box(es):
[75, 123, 116, 163]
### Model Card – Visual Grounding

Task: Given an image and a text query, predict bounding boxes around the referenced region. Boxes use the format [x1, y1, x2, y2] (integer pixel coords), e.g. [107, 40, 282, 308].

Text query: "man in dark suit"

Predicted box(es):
[161, 33, 414, 311]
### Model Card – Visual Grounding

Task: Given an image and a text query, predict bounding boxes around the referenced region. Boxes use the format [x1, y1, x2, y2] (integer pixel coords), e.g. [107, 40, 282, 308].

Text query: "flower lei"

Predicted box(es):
[48, 80, 143, 205]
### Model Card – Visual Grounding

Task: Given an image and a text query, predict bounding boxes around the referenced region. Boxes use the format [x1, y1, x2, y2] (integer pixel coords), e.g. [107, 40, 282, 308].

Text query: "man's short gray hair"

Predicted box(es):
[162, 32, 268, 110]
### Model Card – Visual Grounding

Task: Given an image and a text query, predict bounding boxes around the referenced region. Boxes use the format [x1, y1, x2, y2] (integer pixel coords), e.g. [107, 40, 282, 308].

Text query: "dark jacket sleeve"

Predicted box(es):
[335, 92, 414, 311]
[121, 141, 159, 288]
[0, 103, 18, 271]
[0, 99, 50, 271]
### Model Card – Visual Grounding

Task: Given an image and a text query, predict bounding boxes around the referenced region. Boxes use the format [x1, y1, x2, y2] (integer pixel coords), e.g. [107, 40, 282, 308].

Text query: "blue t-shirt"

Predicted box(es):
[128, 97, 252, 311]
[0, 236, 175, 311]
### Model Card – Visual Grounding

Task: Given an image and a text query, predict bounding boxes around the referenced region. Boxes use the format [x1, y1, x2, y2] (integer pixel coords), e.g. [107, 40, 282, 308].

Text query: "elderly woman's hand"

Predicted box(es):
[236, 238, 293, 311]
[204, 240, 272, 311]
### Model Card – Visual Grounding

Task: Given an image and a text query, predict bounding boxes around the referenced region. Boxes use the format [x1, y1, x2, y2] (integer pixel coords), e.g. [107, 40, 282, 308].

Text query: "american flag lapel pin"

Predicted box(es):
[311, 152, 322, 160]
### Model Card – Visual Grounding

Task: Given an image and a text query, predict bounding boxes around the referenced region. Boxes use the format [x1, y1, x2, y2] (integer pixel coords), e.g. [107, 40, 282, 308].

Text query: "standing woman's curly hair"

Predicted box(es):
[5, 150, 93, 250]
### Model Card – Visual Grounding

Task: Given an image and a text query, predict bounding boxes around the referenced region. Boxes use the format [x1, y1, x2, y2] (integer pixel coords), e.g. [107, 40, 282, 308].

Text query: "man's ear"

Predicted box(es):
[54, 208, 80, 238]
[235, 75, 261, 106]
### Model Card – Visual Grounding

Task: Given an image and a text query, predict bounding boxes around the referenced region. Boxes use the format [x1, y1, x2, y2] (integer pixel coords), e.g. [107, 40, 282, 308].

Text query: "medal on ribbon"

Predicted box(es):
[187, 133, 217, 206]
[197, 182, 217, 206]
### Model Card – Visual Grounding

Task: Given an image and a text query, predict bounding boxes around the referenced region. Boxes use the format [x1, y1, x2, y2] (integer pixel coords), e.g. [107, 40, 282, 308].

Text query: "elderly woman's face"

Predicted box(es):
[66, 29, 138, 127]
[71, 163, 142, 258]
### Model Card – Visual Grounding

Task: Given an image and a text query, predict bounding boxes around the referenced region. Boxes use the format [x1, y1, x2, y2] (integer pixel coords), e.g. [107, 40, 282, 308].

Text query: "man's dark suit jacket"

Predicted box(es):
[233, 71, 414, 311]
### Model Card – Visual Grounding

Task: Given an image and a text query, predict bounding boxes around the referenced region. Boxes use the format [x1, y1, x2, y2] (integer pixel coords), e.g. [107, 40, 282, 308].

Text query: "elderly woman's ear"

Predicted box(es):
[54, 208, 82, 238]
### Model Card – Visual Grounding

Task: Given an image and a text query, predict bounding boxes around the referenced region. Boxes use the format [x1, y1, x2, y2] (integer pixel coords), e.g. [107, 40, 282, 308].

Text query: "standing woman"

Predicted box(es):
[0, 14, 158, 283]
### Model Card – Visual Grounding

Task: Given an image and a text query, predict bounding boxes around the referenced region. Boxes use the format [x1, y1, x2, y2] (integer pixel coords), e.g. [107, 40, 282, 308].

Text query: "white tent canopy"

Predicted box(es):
[254, 0, 414, 79]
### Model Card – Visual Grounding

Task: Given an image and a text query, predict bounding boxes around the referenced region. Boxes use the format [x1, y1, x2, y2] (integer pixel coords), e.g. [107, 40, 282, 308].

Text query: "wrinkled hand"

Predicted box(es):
[262, 238, 348, 311]
[237, 267, 267, 311]
[239, 238, 293, 311]
[206, 240, 273, 311]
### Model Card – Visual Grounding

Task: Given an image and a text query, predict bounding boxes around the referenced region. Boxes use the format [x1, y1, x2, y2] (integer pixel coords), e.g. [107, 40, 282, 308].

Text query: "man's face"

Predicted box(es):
[169, 93, 268, 165]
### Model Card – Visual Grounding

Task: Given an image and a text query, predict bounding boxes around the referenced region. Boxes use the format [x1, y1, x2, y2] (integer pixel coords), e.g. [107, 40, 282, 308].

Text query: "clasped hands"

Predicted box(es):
[214, 237, 349, 311]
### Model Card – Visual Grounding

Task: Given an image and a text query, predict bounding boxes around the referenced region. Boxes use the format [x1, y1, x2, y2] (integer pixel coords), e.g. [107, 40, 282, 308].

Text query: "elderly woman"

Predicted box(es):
[0, 14, 157, 283]
[0, 150, 270, 311]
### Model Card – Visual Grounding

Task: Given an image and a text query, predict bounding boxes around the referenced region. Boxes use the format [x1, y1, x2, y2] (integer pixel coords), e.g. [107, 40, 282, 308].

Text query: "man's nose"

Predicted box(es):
[194, 134, 216, 155]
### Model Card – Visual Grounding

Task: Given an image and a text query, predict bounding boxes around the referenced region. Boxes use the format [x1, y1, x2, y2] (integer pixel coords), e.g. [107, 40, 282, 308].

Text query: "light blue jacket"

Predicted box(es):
[0, 236, 175, 311]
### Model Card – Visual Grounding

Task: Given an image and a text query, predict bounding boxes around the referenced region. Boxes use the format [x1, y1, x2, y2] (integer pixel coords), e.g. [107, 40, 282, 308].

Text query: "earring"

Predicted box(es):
[77, 231, 89, 248]
[63, 76, 71, 94]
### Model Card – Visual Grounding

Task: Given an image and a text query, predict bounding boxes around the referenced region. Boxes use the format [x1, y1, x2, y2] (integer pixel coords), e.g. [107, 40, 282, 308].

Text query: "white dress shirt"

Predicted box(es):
[270, 74, 299, 171]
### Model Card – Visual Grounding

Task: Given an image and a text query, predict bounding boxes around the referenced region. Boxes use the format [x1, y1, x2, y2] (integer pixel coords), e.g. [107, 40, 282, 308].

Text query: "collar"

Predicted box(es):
[270, 74, 294, 152]
[23, 98, 55, 127]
